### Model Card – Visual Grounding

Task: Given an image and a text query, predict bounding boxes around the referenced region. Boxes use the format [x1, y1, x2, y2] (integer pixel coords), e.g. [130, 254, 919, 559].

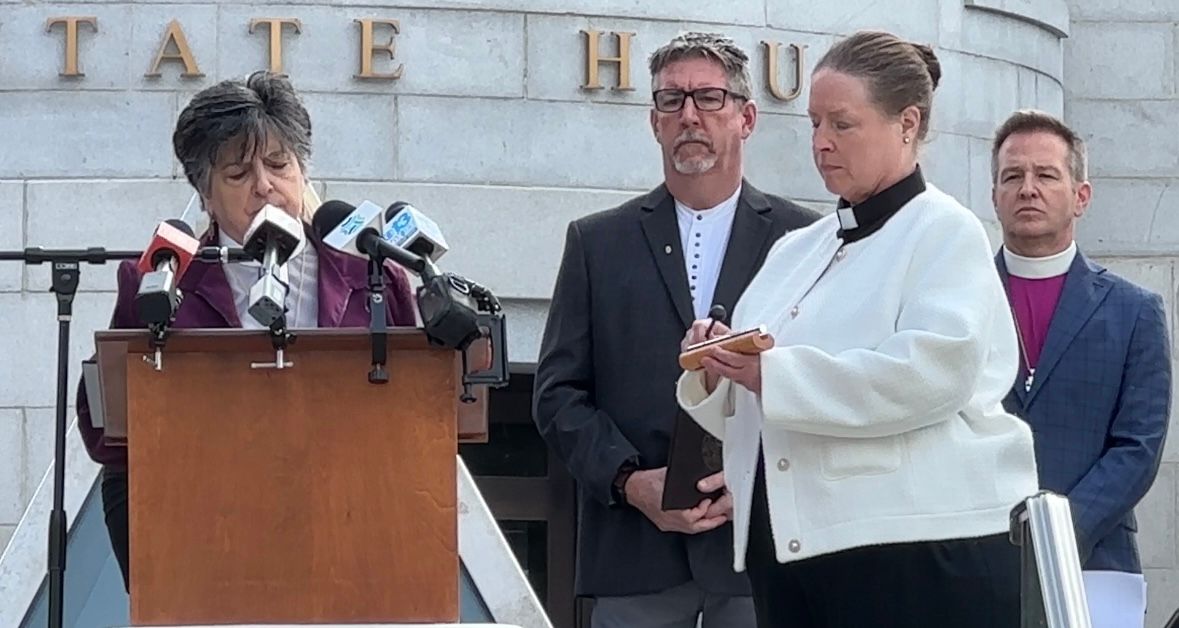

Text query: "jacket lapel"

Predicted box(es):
[315, 237, 370, 327]
[1025, 252, 1113, 403]
[180, 227, 239, 327]
[185, 224, 369, 329]
[711, 182, 774, 320]
[640, 185, 695, 328]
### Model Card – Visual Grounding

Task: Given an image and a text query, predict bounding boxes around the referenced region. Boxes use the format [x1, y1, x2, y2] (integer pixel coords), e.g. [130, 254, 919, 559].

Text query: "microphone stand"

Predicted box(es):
[449, 274, 510, 398]
[0, 244, 254, 628]
[0, 247, 139, 628]
[367, 256, 389, 384]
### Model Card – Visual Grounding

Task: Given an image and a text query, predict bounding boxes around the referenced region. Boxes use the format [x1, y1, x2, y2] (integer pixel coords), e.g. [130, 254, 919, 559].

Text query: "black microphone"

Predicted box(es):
[382, 201, 449, 262]
[312, 200, 432, 278]
[705, 304, 726, 337]
[313, 200, 484, 350]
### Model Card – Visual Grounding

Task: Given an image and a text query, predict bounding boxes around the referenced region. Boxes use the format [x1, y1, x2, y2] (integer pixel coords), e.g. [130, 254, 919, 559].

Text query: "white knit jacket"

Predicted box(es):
[677, 184, 1039, 571]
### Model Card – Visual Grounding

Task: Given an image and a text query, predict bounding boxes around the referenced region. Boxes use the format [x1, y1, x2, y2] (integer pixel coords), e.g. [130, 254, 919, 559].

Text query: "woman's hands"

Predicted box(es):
[683, 319, 762, 395]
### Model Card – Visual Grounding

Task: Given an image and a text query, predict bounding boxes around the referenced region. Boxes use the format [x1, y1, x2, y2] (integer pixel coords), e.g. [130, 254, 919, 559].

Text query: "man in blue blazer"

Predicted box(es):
[991, 109, 1171, 628]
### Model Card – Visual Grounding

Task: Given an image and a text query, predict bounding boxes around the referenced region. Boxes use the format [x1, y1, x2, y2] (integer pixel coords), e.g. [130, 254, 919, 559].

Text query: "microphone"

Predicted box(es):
[312, 200, 431, 277]
[313, 199, 486, 350]
[318, 199, 385, 259]
[242, 205, 304, 329]
[134, 219, 200, 326]
[705, 304, 726, 337]
[382, 202, 449, 262]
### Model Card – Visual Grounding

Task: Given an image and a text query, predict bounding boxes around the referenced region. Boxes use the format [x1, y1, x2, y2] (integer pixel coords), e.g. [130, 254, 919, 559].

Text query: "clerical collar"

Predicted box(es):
[836, 166, 926, 243]
[1004, 241, 1077, 279]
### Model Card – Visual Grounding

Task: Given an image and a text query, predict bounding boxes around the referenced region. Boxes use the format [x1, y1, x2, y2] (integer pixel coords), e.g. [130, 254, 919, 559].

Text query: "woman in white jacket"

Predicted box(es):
[677, 30, 1038, 627]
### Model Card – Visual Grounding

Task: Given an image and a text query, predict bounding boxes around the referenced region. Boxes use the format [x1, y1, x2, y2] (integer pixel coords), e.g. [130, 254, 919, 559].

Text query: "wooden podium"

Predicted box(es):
[93, 328, 486, 626]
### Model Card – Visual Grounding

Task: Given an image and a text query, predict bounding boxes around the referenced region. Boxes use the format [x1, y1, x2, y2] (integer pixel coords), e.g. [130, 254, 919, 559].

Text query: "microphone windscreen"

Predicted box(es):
[138, 220, 200, 275]
[164, 218, 196, 238]
[242, 205, 305, 265]
[311, 200, 358, 239]
[384, 201, 411, 221]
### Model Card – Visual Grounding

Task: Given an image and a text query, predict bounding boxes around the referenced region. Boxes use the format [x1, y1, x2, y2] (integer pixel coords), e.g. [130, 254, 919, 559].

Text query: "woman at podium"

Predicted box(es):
[675, 31, 1039, 627]
[75, 70, 417, 591]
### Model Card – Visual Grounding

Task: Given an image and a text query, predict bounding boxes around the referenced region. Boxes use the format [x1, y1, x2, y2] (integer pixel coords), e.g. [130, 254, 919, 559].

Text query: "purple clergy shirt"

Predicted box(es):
[1008, 274, 1068, 369]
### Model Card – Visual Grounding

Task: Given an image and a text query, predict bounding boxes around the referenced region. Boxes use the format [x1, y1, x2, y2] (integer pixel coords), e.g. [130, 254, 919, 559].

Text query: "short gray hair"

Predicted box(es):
[172, 71, 312, 196]
[991, 109, 1088, 184]
[648, 32, 753, 100]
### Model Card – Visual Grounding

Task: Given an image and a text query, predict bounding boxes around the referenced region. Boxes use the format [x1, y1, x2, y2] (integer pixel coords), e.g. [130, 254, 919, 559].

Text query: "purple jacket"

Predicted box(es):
[76, 229, 417, 470]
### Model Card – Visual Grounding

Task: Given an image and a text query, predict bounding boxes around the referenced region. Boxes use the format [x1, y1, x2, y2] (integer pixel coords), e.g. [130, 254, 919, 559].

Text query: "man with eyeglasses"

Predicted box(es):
[534, 32, 818, 628]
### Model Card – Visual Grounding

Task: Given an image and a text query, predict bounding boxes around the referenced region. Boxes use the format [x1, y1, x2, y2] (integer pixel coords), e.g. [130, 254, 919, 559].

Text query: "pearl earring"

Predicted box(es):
[903, 136, 911, 144]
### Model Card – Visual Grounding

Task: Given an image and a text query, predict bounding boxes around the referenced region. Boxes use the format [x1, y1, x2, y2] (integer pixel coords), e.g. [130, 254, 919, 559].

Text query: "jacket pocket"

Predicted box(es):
[819, 435, 903, 480]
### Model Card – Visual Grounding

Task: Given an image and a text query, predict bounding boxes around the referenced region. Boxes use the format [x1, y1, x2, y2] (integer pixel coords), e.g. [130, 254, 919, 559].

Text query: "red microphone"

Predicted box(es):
[134, 219, 200, 325]
[136, 219, 199, 276]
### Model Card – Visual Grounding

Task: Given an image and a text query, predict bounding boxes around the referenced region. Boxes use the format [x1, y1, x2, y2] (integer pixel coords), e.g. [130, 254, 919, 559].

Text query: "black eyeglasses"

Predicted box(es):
[652, 88, 745, 113]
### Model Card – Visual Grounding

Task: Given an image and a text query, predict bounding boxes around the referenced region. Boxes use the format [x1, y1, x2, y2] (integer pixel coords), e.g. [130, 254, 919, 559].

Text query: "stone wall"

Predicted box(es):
[6, 1, 1170, 624]
[1062, 1, 1179, 625]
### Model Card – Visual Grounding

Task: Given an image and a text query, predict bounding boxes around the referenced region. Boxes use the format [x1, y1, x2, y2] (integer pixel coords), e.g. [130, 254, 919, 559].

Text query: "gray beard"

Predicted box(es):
[673, 154, 717, 175]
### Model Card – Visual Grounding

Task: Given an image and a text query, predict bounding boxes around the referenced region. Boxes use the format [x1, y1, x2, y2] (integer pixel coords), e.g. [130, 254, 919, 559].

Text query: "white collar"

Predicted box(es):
[674, 185, 742, 221]
[1003, 241, 1077, 279]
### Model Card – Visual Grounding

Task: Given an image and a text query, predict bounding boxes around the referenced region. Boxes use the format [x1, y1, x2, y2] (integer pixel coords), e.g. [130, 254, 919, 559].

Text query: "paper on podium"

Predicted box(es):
[81, 359, 104, 429]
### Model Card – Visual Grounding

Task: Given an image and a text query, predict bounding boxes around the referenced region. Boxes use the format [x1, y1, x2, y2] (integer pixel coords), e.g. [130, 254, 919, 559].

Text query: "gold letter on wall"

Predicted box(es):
[763, 41, 804, 102]
[354, 18, 403, 80]
[46, 17, 98, 77]
[249, 18, 303, 75]
[146, 20, 204, 77]
[581, 29, 634, 91]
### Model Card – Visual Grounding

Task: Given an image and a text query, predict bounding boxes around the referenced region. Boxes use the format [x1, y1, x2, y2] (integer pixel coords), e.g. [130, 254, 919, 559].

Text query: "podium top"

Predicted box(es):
[96, 326, 437, 354]
[92, 326, 489, 444]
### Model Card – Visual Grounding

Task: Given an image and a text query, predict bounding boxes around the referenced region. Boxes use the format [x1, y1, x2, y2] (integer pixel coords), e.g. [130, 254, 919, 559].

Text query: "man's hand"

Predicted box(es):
[697, 471, 733, 519]
[624, 467, 728, 534]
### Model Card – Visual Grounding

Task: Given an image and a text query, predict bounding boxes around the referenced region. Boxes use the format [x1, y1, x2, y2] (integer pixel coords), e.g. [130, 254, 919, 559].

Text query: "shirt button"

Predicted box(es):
[835, 248, 847, 261]
[788, 539, 801, 553]
[777, 458, 790, 471]
[790, 306, 799, 319]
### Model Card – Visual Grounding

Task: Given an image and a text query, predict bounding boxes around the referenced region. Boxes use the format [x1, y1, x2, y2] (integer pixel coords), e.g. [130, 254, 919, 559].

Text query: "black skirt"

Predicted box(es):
[744, 461, 1020, 628]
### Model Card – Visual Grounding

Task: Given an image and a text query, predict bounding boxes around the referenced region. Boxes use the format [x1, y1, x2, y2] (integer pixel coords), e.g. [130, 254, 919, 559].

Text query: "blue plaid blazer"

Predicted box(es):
[998, 250, 1171, 573]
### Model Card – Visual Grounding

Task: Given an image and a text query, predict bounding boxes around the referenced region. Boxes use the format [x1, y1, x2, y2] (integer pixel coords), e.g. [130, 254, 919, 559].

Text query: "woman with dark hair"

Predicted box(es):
[76, 71, 416, 590]
[677, 31, 1039, 627]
